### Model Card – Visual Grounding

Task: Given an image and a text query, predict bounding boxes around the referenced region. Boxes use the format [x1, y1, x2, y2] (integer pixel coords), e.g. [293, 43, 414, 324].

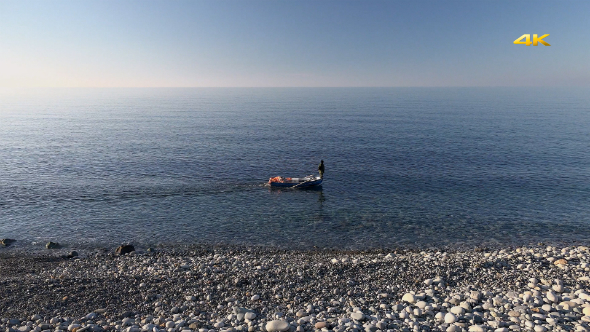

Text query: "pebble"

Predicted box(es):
[508, 311, 520, 317]
[470, 291, 482, 301]
[350, 312, 365, 321]
[547, 291, 558, 302]
[450, 306, 465, 315]
[553, 284, 564, 292]
[314, 322, 326, 329]
[444, 313, 457, 324]
[402, 293, 416, 303]
[265, 320, 289, 332]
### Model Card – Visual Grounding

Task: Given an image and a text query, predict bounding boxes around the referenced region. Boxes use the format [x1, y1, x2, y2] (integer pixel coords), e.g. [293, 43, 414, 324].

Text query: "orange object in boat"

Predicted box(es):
[268, 176, 284, 183]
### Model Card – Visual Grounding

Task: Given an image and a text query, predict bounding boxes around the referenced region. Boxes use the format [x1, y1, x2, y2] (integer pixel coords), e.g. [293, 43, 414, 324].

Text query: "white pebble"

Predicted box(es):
[265, 320, 289, 332]
[547, 291, 558, 302]
[450, 306, 465, 315]
[351, 312, 364, 321]
[402, 293, 416, 303]
[444, 313, 457, 324]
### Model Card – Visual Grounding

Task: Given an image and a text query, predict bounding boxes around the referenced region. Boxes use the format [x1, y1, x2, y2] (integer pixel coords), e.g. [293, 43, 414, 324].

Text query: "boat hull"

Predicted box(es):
[269, 178, 323, 188]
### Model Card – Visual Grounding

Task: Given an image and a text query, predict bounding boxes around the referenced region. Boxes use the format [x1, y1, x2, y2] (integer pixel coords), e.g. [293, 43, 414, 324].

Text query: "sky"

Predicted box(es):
[0, 0, 589, 87]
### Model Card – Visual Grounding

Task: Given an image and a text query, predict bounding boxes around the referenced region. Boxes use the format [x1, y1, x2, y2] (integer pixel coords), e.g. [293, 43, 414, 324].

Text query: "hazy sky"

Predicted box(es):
[1, 0, 588, 87]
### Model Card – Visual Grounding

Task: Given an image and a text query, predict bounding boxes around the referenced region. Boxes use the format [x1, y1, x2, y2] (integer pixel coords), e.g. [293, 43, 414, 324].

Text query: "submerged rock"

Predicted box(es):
[46, 241, 61, 249]
[0, 238, 16, 247]
[115, 244, 135, 255]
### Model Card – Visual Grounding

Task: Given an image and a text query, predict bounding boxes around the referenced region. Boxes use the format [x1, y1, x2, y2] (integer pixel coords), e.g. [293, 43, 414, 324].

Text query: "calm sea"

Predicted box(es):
[1, 88, 589, 250]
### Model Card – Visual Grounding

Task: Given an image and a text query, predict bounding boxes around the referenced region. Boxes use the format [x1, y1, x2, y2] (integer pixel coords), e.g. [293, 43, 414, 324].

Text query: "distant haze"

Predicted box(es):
[1, 0, 589, 87]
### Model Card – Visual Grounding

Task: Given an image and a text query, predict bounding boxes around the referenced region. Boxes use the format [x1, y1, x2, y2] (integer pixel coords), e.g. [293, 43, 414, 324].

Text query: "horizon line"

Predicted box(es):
[1, 86, 587, 89]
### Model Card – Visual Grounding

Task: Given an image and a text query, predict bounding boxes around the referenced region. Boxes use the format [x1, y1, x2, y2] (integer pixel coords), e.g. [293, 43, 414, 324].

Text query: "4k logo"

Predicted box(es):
[514, 34, 550, 46]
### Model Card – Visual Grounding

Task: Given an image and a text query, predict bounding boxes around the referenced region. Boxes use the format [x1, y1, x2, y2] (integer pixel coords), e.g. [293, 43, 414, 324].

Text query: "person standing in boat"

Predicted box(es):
[318, 160, 325, 179]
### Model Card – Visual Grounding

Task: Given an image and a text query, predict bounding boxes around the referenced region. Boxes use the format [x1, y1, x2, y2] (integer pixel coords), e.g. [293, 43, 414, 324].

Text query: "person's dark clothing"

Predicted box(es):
[318, 160, 325, 178]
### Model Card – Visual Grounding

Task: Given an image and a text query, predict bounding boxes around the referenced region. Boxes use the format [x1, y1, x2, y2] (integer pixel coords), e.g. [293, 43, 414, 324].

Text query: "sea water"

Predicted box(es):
[1, 87, 589, 250]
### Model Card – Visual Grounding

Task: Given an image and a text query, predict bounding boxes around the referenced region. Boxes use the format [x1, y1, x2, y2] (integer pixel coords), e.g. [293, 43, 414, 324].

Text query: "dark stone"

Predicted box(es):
[119, 311, 134, 318]
[472, 315, 484, 324]
[62, 251, 79, 259]
[234, 277, 249, 286]
[364, 325, 377, 332]
[115, 245, 135, 255]
[0, 239, 16, 247]
[46, 241, 61, 249]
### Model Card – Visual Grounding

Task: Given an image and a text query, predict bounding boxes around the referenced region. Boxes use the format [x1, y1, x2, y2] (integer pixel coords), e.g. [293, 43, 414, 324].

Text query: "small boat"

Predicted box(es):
[268, 175, 323, 188]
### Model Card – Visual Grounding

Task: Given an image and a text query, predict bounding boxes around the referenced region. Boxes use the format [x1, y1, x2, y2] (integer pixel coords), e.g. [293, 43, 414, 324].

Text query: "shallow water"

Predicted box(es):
[1, 87, 589, 250]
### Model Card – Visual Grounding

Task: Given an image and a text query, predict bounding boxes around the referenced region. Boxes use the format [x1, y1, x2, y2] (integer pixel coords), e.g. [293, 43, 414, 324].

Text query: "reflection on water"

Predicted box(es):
[269, 186, 327, 225]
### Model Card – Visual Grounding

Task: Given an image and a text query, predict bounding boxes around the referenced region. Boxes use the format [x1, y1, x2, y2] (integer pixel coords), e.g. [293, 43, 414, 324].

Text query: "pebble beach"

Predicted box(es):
[3, 245, 590, 332]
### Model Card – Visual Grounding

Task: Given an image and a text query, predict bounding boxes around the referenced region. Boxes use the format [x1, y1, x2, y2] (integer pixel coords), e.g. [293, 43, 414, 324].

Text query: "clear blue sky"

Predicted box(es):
[1, 0, 588, 87]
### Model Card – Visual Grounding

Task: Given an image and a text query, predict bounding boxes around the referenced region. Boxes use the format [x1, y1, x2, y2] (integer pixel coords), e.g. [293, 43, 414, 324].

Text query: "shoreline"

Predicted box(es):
[2, 236, 589, 255]
[2, 245, 590, 332]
